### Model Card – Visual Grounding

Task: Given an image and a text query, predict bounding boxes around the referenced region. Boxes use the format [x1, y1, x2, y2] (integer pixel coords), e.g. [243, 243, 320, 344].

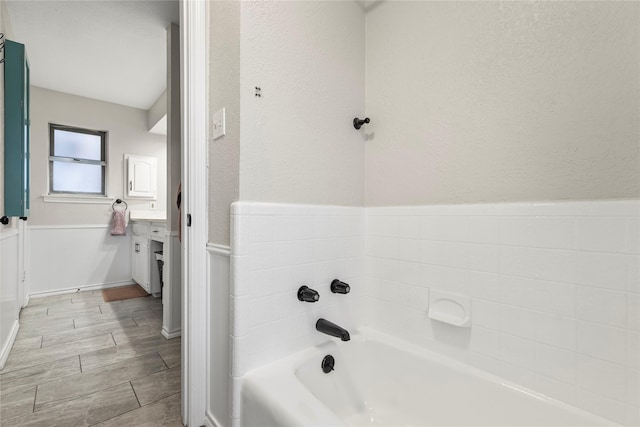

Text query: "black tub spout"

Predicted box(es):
[316, 318, 350, 342]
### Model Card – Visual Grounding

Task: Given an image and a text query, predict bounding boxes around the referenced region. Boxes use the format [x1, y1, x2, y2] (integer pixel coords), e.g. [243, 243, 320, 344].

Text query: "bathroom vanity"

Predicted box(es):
[130, 214, 166, 297]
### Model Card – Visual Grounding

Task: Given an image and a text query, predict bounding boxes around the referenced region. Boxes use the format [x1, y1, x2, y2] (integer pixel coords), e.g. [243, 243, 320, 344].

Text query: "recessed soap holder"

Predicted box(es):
[427, 290, 471, 327]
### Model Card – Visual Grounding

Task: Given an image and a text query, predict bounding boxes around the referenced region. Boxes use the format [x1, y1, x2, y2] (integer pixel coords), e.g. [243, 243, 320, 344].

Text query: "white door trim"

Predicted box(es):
[181, 0, 209, 425]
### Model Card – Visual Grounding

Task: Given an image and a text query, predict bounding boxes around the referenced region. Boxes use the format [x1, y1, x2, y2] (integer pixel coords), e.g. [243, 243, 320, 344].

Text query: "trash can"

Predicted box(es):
[155, 251, 164, 284]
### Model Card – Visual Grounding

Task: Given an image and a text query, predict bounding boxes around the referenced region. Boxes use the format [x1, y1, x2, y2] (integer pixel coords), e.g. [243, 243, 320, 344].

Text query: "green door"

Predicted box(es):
[4, 39, 30, 218]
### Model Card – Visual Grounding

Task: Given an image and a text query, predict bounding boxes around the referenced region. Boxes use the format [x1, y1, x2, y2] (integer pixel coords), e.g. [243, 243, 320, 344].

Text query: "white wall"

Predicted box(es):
[29, 225, 132, 295]
[29, 86, 167, 225]
[364, 1, 640, 206]
[208, 1, 366, 247]
[207, 244, 231, 427]
[365, 200, 639, 426]
[0, 230, 20, 369]
[209, 0, 240, 247]
[238, 1, 365, 207]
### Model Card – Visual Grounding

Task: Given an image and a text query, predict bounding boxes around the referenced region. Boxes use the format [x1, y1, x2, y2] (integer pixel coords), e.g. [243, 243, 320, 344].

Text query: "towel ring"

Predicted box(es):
[112, 199, 128, 211]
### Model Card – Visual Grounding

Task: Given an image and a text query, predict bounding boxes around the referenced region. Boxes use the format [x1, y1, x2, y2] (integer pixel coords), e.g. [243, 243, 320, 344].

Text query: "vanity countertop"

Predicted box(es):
[129, 210, 167, 222]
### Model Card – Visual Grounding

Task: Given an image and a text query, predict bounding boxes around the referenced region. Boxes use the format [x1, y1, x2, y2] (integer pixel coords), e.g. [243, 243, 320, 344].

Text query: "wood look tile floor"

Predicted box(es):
[0, 290, 183, 427]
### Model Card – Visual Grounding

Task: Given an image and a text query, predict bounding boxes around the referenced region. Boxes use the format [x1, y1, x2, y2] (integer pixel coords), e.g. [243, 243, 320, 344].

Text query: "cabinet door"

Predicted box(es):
[4, 40, 30, 218]
[126, 154, 157, 199]
[132, 236, 150, 292]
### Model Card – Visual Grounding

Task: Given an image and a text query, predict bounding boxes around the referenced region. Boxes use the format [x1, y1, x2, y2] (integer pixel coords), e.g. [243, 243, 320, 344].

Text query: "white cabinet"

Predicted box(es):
[125, 154, 157, 199]
[130, 219, 165, 297]
[132, 235, 150, 293]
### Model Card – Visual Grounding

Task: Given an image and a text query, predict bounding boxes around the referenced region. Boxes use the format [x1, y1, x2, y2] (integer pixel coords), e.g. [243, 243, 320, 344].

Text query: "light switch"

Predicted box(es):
[212, 108, 226, 140]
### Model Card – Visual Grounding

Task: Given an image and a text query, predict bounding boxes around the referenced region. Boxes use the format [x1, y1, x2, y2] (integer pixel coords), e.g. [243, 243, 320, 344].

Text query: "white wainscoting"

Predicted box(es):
[29, 225, 133, 297]
[162, 233, 182, 339]
[0, 229, 20, 369]
[207, 243, 231, 427]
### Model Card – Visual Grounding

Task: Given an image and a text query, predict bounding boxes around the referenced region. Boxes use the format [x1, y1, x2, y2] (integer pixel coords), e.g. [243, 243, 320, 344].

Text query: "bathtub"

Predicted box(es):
[241, 328, 616, 427]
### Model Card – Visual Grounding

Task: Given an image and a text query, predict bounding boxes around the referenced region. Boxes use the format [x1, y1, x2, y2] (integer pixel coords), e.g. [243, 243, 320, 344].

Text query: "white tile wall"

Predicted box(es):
[229, 202, 365, 422]
[365, 200, 639, 426]
[230, 200, 639, 426]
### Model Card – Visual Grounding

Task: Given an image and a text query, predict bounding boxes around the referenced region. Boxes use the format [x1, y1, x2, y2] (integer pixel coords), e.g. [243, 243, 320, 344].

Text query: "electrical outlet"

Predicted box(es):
[150, 201, 156, 209]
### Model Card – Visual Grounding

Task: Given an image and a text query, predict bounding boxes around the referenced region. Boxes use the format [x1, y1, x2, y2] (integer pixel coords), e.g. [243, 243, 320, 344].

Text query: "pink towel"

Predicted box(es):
[111, 210, 126, 236]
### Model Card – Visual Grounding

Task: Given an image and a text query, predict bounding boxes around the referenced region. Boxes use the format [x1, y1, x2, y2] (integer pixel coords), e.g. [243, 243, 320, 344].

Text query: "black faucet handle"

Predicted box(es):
[330, 279, 350, 294]
[297, 285, 320, 303]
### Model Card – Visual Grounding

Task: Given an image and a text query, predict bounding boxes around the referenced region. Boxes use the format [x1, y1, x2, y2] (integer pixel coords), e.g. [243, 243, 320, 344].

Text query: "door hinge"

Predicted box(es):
[187, 214, 192, 227]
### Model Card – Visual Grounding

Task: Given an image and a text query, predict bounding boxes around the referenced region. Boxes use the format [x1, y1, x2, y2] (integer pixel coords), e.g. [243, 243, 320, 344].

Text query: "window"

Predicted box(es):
[49, 124, 107, 195]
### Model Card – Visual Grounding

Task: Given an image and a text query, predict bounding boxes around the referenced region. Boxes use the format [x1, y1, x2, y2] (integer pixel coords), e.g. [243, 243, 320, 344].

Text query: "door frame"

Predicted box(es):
[181, 0, 209, 425]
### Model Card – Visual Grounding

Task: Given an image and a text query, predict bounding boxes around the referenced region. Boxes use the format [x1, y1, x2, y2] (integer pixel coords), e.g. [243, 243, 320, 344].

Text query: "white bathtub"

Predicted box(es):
[241, 328, 617, 427]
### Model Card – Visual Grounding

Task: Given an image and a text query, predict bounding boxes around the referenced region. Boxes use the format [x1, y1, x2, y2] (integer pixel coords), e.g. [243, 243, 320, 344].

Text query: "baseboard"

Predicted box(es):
[161, 327, 182, 339]
[0, 320, 19, 370]
[205, 411, 222, 427]
[28, 280, 134, 299]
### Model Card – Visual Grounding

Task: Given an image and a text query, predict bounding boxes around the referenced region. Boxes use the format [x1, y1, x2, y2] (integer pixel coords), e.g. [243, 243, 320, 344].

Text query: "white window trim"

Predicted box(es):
[42, 194, 115, 204]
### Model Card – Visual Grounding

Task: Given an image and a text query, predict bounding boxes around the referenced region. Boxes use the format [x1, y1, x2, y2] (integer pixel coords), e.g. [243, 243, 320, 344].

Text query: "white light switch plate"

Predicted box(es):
[212, 108, 226, 140]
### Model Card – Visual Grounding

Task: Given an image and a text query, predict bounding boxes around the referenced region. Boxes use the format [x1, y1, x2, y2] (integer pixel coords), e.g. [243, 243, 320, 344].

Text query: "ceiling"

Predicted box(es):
[6, 0, 179, 110]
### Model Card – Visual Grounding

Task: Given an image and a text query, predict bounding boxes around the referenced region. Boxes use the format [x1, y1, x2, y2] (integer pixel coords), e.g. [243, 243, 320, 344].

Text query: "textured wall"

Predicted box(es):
[29, 87, 167, 225]
[365, 1, 640, 206]
[166, 24, 181, 233]
[209, 1, 241, 246]
[238, 1, 366, 206]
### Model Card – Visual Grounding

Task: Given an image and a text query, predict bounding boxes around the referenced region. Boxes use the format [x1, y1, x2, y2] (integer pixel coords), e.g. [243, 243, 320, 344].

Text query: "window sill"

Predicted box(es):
[42, 195, 115, 205]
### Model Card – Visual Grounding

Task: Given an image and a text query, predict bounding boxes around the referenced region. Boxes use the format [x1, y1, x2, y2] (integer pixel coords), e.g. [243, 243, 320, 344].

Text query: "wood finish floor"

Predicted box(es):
[0, 290, 183, 426]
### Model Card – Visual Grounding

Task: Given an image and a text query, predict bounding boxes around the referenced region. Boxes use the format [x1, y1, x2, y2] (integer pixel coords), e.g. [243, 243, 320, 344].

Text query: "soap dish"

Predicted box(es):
[428, 290, 471, 327]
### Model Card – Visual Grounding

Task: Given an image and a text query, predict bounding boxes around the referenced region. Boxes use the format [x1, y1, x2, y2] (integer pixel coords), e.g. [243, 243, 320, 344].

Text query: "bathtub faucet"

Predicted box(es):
[316, 318, 350, 341]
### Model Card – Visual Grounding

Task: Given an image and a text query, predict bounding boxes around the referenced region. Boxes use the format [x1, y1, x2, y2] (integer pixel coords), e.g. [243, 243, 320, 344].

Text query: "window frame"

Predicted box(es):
[48, 123, 108, 196]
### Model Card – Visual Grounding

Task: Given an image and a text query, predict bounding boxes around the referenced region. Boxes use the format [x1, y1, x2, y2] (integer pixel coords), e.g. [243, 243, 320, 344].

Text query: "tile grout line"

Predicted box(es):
[135, 391, 182, 410]
[157, 351, 170, 370]
[79, 354, 83, 373]
[87, 391, 181, 427]
[129, 381, 142, 408]
[32, 385, 39, 414]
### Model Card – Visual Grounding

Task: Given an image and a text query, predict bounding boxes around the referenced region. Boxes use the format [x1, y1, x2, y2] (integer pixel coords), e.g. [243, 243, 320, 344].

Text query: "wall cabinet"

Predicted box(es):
[3, 40, 30, 218]
[125, 154, 157, 199]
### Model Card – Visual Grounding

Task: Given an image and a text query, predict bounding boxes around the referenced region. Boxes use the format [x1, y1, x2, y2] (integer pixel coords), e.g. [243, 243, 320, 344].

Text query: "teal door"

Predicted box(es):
[4, 39, 30, 218]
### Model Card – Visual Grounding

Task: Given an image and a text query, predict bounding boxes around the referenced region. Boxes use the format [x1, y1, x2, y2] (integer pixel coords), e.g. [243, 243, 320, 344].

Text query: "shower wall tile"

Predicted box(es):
[230, 202, 365, 380]
[365, 200, 639, 426]
[230, 200, 638, 426]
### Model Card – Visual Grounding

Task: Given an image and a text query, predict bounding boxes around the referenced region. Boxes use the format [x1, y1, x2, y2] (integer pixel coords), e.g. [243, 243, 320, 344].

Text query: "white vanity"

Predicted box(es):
[130, 213, 166, 298]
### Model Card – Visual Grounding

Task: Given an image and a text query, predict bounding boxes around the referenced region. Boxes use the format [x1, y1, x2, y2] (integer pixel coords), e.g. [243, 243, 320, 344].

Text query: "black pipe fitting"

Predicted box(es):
[330, 279, 350, 294]
[297, 285, 319, 303]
